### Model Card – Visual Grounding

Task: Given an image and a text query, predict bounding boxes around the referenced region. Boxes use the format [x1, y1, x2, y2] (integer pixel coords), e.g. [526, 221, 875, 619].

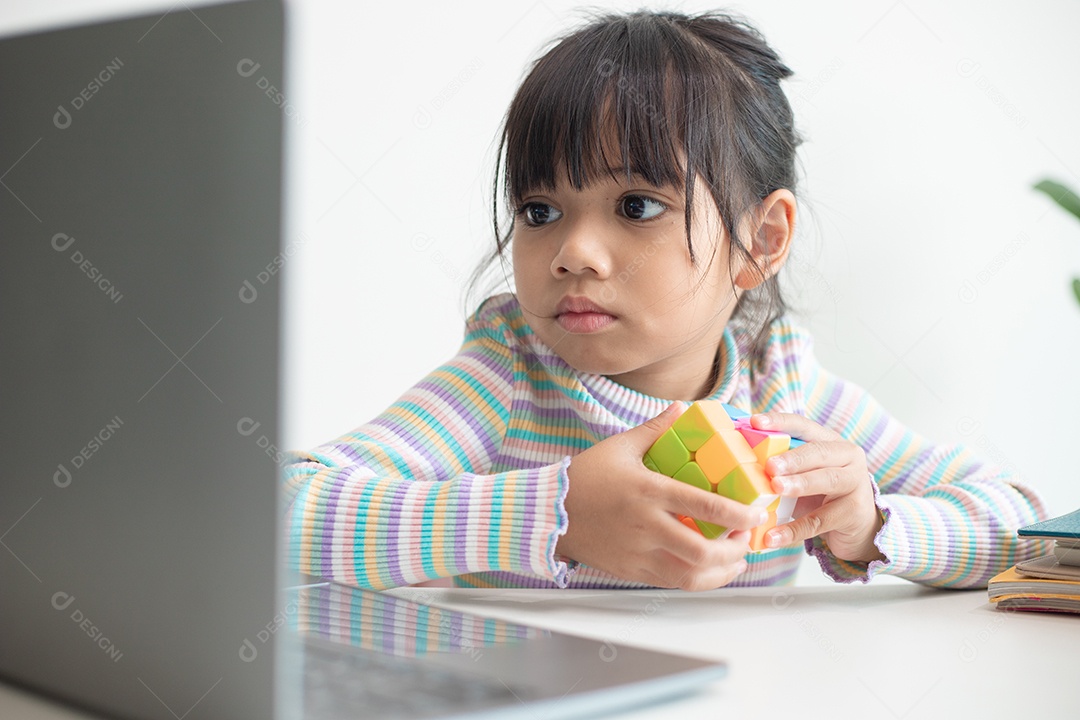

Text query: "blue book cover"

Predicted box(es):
[1018, 508, 1080, 539]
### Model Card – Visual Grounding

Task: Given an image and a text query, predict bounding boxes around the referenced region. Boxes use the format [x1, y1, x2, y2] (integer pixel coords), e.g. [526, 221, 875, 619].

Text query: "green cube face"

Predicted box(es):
[671, 407, 711, 452]
[672, 462, 710, 493]
[671, 401, 734, 451]
[693, 518, 726, 539]
[647, 428, 691, 477]
[715, 464, 770, 505]
[715, 466, 757, 504]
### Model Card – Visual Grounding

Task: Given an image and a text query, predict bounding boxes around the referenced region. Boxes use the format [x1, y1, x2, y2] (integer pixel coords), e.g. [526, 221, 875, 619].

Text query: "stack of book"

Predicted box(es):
[989, 508, 1080, 615]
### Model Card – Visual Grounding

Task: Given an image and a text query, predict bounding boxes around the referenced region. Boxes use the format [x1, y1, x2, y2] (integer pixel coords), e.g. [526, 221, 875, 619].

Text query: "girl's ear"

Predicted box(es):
[734, 189, 796, 290]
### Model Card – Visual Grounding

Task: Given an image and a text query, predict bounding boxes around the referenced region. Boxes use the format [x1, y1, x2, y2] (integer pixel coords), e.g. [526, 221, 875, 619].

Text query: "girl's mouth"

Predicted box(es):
[556, 311, 616, 333]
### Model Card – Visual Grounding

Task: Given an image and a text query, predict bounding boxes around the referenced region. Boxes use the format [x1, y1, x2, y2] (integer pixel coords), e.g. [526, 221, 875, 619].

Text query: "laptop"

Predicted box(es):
[0, 2, 726, 718]
[288, 579, 725, 720]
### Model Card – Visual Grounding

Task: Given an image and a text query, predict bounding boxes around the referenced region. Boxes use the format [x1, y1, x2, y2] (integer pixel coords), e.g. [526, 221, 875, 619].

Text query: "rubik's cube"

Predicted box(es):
[642, 401, 805, 551]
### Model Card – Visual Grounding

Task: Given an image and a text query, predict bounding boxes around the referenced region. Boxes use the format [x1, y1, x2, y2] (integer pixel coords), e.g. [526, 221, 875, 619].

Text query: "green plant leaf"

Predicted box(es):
[1073, 277, 1080, 307]
[1034, 179, 1080, 222]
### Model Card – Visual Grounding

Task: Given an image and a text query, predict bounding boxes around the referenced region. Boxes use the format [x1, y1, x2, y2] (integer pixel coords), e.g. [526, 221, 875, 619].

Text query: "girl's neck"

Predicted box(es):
[704, 344, 722, 397]
[595, 335, 729, 402]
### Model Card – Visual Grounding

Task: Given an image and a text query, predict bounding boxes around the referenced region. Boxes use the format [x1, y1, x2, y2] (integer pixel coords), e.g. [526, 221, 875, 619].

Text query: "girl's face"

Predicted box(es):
[512, 164, 748, 401]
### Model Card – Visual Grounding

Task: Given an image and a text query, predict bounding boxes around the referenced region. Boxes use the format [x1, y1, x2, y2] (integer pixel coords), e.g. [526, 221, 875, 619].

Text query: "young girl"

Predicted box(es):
[283, 9, 1047, 591]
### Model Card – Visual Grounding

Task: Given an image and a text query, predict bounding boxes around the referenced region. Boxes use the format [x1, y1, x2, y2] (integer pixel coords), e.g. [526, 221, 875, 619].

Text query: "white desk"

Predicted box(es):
[3, 573, 1075, 719]
[382, 577, 1075, 719]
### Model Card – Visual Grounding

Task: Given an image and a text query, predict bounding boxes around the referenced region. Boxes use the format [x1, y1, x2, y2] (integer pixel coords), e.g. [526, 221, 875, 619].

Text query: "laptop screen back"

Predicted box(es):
[0, 2, 286, 718]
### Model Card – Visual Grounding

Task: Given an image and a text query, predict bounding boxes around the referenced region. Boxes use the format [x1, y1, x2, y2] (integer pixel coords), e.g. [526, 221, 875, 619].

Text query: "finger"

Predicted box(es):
[764, 439, 861, 487]
[770, 463, 863, 498]
[656, 515, 750, 569]
[655, 515, 719, 566]
[683, 532, 753, 590]
[680, 560, 749, 592]
[724, 529, 753, 555]
[649, 540, 750, 591]
[764, 498, 850, 548]
[750, 411, 839, 443]
[635, 567, 680, 590]
[627, 401, 687, 453]
[663, 480, 767, 531]
[633, 547, 696, 589]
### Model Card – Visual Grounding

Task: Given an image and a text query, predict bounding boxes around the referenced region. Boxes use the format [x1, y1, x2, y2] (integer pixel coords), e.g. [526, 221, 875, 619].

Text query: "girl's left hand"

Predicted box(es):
[749, 412, 885, 564]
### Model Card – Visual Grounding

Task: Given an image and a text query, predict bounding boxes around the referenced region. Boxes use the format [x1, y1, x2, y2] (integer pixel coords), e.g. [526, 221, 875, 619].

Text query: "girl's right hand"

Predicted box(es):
[556, 402, 766, 591]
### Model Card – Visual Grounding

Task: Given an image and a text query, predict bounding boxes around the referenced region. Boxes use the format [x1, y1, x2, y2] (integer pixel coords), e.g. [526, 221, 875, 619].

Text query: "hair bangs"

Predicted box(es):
[502, 16, 694, 208]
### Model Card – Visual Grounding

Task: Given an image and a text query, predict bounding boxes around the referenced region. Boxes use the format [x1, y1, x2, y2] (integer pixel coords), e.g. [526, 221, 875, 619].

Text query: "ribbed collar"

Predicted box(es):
[494, 293, 749, 431]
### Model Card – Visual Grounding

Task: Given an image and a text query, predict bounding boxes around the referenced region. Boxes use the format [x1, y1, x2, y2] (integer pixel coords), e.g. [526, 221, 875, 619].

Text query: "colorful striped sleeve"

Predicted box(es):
[280, 302, 574, 590]
[792, 326, 1050, 589]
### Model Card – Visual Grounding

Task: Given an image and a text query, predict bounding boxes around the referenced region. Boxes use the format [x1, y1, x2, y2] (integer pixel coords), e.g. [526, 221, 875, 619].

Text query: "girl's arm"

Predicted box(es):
[281, 303, 574, 590]
[794, 336, 1050, 588]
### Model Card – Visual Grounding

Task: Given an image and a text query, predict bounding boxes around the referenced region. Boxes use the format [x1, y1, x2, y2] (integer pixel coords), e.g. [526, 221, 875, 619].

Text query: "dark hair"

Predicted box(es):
[464, 8, 805, 370]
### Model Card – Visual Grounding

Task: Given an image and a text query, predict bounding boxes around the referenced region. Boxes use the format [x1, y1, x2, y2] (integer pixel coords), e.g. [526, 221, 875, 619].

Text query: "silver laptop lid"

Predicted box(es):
[288, 581, 727, 720]
[0, 2, 286, 718]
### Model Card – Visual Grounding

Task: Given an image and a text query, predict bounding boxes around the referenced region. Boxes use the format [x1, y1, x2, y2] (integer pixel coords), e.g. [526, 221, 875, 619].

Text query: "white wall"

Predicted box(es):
[6, 0, 1079, 516]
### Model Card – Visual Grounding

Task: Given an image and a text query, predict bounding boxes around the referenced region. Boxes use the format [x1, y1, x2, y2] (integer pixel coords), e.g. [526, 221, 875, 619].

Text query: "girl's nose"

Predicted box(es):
[550, 221, 612, 278]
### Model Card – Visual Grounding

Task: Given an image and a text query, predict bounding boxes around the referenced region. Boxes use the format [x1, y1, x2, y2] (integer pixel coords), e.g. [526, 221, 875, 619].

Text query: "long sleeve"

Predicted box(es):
[792, 333, 1050, 589]
[281, 302, 575, 590]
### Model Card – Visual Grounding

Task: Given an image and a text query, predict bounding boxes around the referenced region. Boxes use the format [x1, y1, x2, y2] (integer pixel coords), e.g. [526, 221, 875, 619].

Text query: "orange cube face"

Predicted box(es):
[695, 430, 758, 482]
[644, 400, 792, 552]
[751, 434, 790, 467]
[677, 514, 703, 534]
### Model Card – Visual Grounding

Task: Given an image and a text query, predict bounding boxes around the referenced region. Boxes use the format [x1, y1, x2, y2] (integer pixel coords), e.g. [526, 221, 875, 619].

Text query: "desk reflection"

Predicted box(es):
[288, 581, 548, 659]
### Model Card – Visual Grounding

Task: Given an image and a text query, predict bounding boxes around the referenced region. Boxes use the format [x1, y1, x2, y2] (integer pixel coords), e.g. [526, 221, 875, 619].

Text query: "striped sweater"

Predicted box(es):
[282, 293, 1049, 590]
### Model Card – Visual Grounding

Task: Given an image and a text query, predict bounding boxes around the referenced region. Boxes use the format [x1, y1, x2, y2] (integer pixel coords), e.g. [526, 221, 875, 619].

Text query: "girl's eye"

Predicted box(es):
[517, 202, 562, 226]
[620, 195, 666, 221]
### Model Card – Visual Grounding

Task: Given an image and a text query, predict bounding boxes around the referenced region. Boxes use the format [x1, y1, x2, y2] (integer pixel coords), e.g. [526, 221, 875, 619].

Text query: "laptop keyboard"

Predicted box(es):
[302, 636, 523, 719]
